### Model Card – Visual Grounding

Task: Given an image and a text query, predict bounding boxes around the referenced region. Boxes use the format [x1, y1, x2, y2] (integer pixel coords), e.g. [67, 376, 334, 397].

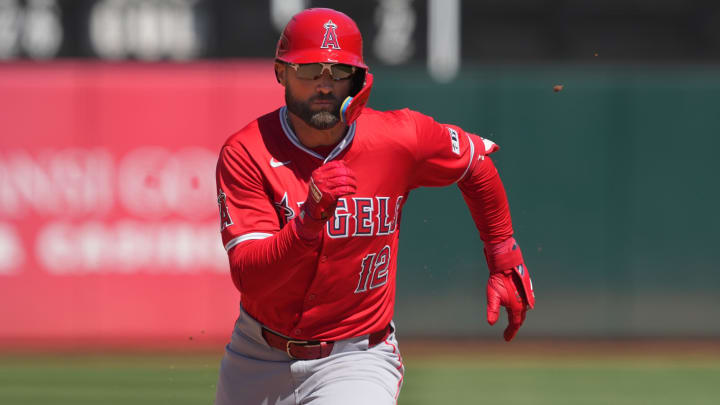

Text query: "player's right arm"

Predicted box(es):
[216, 145, 315, 297]
[216, 145, 355, 297]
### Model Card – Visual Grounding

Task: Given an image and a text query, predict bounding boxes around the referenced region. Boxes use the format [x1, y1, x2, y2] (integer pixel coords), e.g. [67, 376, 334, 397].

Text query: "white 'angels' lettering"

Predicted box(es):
[328, 198, 351, 238]
[327, 195, 404, 239]
[273, 192, 404, 238]
[390, 195, 404, 233]
[352, 197, 374, 236]
[375, 196, 393, 235]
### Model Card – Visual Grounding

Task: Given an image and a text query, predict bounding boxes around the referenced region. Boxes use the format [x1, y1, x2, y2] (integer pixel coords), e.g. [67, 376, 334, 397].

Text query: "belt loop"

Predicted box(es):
[368, 323, 393, 348]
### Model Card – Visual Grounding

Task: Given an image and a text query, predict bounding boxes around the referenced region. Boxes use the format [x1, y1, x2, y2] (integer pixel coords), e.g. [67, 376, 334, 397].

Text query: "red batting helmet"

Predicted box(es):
[276, 8, 373, 124]
[276, 8, 367, 69]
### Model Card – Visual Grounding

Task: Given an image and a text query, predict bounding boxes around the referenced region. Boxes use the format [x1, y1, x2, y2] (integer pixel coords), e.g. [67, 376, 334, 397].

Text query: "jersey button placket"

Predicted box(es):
[306, 253, 325, 305]
[296, 240, 327, 335]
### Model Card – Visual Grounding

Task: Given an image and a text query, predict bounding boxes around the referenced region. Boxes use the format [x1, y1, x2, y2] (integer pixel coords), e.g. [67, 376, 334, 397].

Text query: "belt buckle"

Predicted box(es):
[286, 339, 320, 360]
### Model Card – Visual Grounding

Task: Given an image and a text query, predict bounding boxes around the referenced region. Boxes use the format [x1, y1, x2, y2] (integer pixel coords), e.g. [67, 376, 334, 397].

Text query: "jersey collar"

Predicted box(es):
[278, 106, 356, 164]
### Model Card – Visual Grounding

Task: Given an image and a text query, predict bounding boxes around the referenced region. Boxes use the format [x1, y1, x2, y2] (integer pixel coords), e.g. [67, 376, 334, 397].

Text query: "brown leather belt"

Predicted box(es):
[261, 323, 393, 360]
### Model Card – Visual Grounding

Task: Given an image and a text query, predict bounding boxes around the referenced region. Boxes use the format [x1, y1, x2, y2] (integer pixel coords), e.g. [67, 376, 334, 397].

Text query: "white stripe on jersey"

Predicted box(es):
[454, 132, 475, 183]
[225, 232, 273, 251]
[482, 138, 498, 153]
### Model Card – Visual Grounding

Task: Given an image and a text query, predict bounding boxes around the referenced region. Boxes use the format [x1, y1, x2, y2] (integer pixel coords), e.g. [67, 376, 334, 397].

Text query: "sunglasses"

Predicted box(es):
[287, 62, 357, 81]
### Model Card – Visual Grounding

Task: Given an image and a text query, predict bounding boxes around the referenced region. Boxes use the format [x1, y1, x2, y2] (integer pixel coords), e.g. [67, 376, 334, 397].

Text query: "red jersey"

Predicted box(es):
[216, 106, 512, 341]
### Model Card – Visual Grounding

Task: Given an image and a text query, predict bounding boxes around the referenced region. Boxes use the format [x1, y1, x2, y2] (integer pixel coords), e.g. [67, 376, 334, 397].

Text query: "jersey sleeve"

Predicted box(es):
[408, 110, 486, 189]
[405, 109, 510, 244]
[216, 144, 280, 251]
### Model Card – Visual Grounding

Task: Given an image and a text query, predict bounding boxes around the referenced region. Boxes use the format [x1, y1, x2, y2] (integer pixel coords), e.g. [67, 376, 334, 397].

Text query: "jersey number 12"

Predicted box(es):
[354, 245, 391, 293]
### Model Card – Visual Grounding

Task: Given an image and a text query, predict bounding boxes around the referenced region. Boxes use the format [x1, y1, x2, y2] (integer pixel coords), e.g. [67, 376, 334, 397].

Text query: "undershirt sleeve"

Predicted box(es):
[226, 221, 320, 298]
[456, 150, 514, 245]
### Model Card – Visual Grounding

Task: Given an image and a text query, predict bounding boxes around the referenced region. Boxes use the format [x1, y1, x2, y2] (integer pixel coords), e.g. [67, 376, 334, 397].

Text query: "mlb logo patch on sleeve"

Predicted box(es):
[447, 128, 460, 155]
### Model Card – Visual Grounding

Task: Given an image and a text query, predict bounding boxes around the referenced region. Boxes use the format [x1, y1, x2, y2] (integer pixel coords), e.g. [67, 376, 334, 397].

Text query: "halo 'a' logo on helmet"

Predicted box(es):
[320, 20, 341, 50]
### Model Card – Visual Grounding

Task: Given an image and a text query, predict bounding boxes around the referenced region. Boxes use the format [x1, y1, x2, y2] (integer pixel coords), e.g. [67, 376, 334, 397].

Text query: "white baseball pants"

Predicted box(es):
[214, 306, 404, 405]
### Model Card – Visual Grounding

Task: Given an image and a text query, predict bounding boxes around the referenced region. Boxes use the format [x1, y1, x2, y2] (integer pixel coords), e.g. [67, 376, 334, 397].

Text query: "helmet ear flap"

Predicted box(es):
[350, 69, 366, 96]
[341, 72, 373, 125]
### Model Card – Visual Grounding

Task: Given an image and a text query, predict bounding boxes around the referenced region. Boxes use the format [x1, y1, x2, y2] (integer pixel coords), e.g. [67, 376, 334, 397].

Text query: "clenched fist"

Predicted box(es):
[484, 237, 535, 341]
[293, 161, 357, 240]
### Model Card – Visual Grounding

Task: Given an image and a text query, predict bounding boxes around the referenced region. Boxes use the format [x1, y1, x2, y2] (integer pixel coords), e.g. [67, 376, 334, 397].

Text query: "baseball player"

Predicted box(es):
[214, 8, 535, 405]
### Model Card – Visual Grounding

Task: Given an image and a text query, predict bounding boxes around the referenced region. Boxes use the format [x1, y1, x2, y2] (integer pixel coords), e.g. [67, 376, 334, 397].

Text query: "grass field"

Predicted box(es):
[1, 341, 718, 404]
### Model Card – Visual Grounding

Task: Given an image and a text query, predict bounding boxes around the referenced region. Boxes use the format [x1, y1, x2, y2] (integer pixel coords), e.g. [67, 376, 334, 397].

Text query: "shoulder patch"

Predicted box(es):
[447, 127, 460, 155]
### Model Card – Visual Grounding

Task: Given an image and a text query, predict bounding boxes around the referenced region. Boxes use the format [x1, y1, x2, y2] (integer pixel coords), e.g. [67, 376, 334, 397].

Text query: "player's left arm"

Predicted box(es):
[457, 136, 535, 341]
[407, 109, 534, 341]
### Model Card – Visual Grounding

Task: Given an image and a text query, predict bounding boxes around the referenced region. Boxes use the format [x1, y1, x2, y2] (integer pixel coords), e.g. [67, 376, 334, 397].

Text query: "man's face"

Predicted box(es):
[276, 62, 355, 130]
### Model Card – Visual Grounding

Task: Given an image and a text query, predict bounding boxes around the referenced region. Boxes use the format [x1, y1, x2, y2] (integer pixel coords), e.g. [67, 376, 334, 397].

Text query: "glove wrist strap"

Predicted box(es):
[484, 247, 524, 273]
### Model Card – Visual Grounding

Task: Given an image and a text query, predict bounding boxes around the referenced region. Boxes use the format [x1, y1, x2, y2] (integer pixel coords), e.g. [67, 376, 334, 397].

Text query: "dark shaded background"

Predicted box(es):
[5, 0, 720, 62]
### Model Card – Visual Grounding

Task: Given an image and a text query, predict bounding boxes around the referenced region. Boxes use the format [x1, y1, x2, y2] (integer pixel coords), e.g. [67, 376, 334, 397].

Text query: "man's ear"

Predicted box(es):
[274, 62, 285, 85]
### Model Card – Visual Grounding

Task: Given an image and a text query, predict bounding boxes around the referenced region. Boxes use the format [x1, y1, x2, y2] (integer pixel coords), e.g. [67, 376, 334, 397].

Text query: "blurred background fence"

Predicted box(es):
[1, 0, 719, 347]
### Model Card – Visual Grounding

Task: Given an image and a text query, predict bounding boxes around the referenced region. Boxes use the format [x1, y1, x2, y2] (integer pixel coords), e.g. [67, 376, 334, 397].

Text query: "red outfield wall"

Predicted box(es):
[0, 62, 283, 347]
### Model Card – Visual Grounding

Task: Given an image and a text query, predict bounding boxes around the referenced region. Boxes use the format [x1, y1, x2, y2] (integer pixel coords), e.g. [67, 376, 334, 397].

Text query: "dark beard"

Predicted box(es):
[285, 87, 342, 130]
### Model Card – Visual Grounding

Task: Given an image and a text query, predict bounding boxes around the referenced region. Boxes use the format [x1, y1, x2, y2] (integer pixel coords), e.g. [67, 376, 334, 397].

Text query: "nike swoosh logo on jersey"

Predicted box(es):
[270, 158, 291, 168]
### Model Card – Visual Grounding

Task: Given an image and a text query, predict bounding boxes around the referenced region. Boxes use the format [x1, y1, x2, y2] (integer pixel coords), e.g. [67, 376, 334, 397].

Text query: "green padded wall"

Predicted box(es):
[369, 66, 720, 337]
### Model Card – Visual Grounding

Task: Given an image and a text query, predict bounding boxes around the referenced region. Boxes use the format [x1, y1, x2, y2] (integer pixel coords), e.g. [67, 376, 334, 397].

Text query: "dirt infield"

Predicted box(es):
[399, 338, 720, 362]
[3, 336, 719, 357]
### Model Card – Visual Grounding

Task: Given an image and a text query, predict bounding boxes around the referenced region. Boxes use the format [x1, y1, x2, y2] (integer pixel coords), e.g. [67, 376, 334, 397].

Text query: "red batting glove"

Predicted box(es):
[293, 160, 357, 241]
[484, 237, 535, 341]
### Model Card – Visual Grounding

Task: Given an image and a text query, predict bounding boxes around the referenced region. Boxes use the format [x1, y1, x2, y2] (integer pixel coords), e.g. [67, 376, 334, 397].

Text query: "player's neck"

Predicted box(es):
[287, 110, 348, 148]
